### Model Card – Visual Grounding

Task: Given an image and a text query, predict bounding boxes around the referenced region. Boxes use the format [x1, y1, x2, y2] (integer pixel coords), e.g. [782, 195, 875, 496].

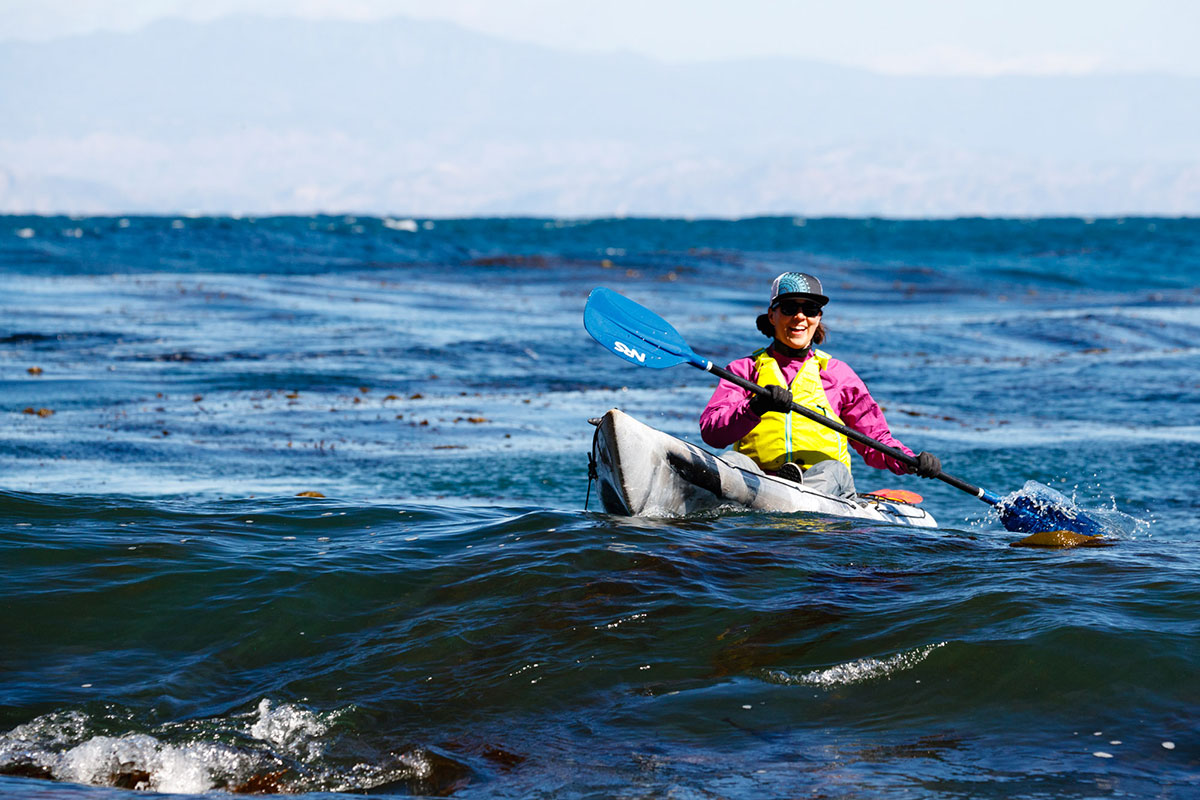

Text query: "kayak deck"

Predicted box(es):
[591, 408, 937, 527]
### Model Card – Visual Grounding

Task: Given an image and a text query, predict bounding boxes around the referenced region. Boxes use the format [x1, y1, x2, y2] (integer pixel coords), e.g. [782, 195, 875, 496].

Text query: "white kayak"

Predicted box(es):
[590, 408, 937, 527]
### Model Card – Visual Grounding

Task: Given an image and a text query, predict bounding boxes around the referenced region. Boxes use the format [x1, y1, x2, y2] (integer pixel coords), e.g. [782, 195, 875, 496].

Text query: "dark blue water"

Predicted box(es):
[2, 216, 1198, 798]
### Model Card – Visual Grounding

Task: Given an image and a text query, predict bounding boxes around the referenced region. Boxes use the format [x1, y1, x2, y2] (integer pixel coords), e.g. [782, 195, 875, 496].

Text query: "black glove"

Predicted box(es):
[748, 385, 793, 416]
[911, 451, 941, 478]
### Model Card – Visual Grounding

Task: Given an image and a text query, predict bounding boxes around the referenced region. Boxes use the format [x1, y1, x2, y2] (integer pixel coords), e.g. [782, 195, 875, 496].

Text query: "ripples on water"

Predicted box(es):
[2, 217, 1199, 797]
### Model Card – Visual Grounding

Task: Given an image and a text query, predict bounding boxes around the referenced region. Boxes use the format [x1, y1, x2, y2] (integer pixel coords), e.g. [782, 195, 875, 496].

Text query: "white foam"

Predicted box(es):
[322, 749, 435, 794]
[0, 701, 362, 793]
[247, 698, 335, 760]
[54, 734, 217, 794]
[764, 642, 945, 687]
[383, 218, 419, 232]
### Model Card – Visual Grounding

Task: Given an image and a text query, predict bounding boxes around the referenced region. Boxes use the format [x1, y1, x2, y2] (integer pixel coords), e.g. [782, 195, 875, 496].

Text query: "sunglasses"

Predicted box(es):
[774, 298, 824, 317]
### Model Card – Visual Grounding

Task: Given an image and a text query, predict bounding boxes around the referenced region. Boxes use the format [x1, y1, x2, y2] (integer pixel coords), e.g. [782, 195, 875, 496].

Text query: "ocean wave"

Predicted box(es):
[762, 643, 946, 688]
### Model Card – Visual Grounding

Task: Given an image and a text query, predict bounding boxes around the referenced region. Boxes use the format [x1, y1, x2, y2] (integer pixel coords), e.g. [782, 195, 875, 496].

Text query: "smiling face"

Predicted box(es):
[768, 297, 823, 350]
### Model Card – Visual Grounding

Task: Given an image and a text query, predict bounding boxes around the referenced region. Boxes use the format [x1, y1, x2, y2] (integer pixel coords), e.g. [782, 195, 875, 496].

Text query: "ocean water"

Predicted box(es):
[1, 215, 1198, 798]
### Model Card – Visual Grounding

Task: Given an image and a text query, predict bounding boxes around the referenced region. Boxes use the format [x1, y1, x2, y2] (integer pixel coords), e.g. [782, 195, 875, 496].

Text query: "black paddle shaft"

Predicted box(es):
[704, 362, 990, 500]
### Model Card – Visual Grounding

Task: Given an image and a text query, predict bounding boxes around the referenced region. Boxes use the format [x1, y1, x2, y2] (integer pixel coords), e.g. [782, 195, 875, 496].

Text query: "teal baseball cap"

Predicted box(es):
[769, 272, 828, 306]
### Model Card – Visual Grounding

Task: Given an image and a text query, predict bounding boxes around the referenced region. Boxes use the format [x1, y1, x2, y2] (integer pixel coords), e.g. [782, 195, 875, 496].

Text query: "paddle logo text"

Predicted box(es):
[613, 340, 646, 363]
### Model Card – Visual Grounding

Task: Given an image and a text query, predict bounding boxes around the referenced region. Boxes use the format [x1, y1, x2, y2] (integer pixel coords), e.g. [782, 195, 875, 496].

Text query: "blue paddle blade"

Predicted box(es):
[995, 492, 1107, 537]
[583, 287, 708, 369]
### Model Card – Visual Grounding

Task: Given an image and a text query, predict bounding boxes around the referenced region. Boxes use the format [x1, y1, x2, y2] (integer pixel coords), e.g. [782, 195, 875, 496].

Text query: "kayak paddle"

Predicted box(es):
[583, 286, 1106, 537]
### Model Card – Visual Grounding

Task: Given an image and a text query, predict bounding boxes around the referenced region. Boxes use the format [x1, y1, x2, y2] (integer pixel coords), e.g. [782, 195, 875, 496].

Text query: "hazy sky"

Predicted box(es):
[3, 0, 1198, 76]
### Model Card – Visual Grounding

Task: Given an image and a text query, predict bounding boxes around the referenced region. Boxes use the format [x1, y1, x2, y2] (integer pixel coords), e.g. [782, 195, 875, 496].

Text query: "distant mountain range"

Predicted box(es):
[2, 16, 1198, 216]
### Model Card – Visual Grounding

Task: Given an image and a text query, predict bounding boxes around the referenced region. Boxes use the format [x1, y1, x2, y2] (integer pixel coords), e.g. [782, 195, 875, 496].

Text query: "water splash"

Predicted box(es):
[53, 734, 220, 794]
[246, 698, 338, 762]
[0, 715, 245, 795]
[0, 700, 469, 795]
[996, 481, 1146, 538]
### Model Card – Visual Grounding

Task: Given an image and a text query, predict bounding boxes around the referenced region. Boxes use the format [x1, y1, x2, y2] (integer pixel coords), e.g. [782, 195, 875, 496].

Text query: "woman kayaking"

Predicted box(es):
[700, 271, 942, 497]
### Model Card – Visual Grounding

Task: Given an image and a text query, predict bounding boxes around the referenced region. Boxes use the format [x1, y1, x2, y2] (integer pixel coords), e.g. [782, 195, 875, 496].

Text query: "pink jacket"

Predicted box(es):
[699, 346, 915, 475]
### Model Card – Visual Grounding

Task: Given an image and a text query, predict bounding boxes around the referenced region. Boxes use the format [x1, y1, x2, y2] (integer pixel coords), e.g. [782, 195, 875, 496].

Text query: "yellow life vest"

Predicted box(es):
[733, 348, 853, 473]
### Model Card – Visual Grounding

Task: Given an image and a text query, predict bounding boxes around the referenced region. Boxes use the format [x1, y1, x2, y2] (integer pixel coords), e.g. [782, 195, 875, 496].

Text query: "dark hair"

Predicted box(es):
[756, 313, 827, 345]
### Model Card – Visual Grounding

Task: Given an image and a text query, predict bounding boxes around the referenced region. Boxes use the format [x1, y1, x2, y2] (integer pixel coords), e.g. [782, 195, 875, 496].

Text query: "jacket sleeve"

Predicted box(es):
[825, 359, 915, 475]
[699, 357, 762, 448]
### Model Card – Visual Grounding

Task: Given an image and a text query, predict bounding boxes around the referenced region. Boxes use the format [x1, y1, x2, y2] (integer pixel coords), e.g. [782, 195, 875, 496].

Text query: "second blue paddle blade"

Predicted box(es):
[583, 287, 699, 369]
